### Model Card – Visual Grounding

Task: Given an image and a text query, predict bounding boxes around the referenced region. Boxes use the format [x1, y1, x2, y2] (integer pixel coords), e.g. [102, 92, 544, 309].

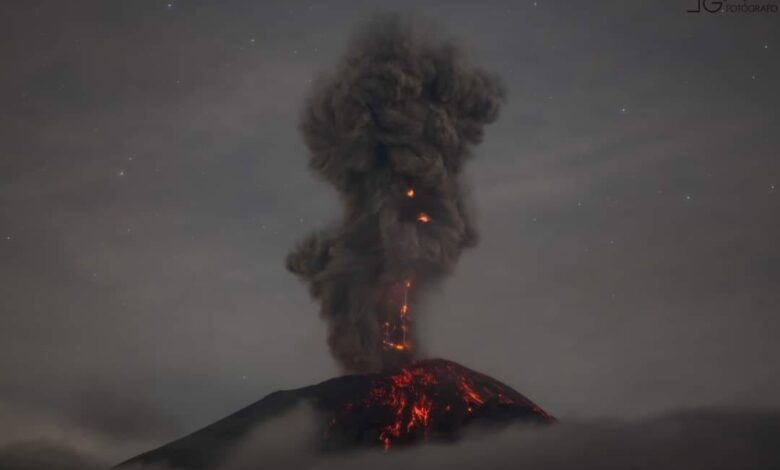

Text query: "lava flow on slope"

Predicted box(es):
[322, 359, 555, 450]
[116, 359, 553, 469]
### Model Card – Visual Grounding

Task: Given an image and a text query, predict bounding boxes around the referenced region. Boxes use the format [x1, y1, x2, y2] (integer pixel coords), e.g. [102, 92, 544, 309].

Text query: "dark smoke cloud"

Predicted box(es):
[287, 14, 505, 372]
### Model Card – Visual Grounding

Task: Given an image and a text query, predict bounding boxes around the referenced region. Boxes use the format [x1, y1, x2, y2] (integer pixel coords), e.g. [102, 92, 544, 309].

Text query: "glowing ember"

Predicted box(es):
[405, 188, 415, 198]
[382, 278, 414, 353]
[324, 359, 555, 450]
[416, 212, 431, 223]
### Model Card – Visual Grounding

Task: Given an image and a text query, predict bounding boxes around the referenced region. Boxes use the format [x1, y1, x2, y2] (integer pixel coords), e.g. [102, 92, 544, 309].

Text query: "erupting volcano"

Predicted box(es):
[118, 359, 553, 469]
[117, 14, 554, 470]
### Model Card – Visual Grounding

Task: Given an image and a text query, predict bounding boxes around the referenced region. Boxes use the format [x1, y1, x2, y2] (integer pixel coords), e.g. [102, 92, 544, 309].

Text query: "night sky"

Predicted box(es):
[1, 0, 779, 465]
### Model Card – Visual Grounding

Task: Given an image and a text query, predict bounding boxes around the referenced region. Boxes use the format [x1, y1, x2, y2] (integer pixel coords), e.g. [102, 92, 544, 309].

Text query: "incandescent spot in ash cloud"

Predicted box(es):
[286, 14, 505, 372]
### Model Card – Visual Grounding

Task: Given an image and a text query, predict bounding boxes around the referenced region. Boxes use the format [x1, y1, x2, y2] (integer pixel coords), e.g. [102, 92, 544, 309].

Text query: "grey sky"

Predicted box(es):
[1, 0, 778, 463]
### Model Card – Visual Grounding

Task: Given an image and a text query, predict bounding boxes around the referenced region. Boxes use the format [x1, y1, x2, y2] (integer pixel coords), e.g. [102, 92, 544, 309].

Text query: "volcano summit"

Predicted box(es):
[118, 359, 553, 469]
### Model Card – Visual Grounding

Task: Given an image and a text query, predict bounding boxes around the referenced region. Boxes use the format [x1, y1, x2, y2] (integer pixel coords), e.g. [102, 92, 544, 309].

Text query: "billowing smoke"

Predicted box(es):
[287, 14, 505, 372]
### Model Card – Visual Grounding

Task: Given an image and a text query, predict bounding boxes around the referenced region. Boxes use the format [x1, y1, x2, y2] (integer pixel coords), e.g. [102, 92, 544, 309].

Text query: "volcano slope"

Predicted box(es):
[116, 359, 554, 469]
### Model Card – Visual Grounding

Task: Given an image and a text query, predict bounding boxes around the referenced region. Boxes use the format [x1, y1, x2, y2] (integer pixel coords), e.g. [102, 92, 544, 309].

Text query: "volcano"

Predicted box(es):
[117, 18, 551, 470]
[117, 359, 553, 469]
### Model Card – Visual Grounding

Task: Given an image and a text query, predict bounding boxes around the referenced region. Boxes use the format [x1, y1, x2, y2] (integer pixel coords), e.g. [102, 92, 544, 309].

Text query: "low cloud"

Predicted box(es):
[215, 404, 321, 470]
[0, 400, 152, 469]
[316, 409, 780, 470]
[5, 398, 780, 469]
[211, 407, 780, 469]
[0, 441, 103, 470]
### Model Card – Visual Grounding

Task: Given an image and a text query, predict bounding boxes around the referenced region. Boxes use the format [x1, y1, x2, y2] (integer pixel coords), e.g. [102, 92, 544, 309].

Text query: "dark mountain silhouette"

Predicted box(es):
[117, 359, 554, 469]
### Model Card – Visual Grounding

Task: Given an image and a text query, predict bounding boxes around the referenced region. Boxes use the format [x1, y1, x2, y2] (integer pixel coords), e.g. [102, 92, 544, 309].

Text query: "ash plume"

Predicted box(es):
[287, 14, 505, 372]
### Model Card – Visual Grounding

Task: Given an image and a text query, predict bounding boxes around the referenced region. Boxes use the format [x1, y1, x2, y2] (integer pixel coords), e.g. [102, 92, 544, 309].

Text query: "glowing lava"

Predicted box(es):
[324, 359, 555, 450]
[382, 278, 414, 353]
[117, 358, 555, 468]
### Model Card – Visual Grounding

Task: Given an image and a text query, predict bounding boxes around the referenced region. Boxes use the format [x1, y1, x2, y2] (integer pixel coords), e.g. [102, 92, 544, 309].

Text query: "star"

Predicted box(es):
[118, 170, 126, 177]
[685, 195, 692, 201]
[620, 107, 627, 113]
[250, 38, 256, 44]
